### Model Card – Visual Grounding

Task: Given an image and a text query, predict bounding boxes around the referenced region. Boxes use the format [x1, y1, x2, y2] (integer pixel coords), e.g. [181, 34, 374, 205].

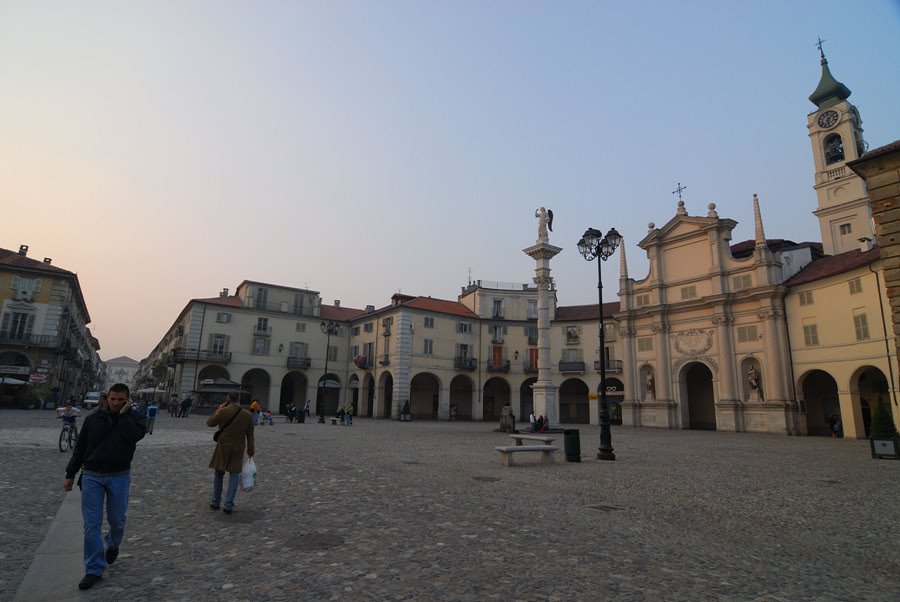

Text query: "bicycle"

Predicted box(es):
[58, 418, 77, 452]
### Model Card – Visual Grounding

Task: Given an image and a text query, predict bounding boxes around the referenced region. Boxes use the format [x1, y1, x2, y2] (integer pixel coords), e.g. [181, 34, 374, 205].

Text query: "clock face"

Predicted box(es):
[817, 110, 839, 129]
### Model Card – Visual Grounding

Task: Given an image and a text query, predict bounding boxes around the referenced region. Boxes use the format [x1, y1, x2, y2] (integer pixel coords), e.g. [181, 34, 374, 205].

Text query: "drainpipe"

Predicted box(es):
[868, 264, 897, 406]
[193, 303, 207, 396]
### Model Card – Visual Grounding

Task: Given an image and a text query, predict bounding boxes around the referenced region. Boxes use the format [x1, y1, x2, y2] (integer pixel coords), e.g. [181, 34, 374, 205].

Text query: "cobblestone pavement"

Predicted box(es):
[2, 409, 899, 601]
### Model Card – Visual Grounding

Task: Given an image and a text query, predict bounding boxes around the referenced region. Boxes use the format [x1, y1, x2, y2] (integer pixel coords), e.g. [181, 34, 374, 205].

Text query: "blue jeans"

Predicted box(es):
[81, 472, 131, 576]
[211, 470, 240, 510]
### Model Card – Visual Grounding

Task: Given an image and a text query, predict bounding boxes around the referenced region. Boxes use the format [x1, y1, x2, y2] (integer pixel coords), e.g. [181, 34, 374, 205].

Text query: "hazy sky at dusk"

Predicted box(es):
[2, 1, 899, 361]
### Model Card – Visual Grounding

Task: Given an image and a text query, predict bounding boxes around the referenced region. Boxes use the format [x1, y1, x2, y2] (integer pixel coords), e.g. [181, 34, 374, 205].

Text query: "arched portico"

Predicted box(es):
[798, 369, 839, 436]
[316, 373, 342, 417]
[450, 375, 474, 420]
[410, 372, 440, 419]
[679, 362, 716, 430]
[279, 371, 308, 414]
[850, 366, 890, 438]
[198, 365, 229, 381]
[241, 369, 271, 409]
[560, 378, 589, 424]
[604, 377, 625, 425]
[363, 373, 375, 417]
[349, 375, 360, 417]
[483, 377, 511, 421]
[520, 378, 537, 420]
[377, 371, 393, 418]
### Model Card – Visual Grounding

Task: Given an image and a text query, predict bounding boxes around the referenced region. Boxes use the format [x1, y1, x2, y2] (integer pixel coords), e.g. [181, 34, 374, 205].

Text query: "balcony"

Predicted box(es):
[353, 355, 373, 370]
[491, 335, 504, 344]
[559, 361, 585, 373]
[0, 332, 61, 349]
[454, 356, 477, 371]
[492, 309, 505, 319]
[172, 348, 232, 363]
[524, 362, 538, 373]
[253, 325, 272, 337]
[287, 356, 311, 369]
[594, 359, 623, 373]
[487, 359, 510, 373]
[379, 353, 390, 366]
[527, 336, 538, 345]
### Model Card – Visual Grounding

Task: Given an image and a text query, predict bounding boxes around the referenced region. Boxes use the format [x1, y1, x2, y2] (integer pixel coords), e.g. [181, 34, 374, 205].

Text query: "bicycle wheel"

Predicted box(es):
[68, 427, 76, 450]
[59, 427, 69, 452]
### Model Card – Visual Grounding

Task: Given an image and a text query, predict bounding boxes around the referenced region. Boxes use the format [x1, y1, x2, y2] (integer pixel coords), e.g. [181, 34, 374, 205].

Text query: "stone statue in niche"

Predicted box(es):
[747, 364, 763, 402]
[643, 370, 656, 402]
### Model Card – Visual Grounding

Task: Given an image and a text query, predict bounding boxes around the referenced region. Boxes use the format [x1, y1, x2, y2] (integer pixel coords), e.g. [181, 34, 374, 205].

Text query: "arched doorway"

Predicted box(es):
[280, 372, 308, 415]
[800, 369, 839, 436]
[520, 378, 537, 419]
[410, 373, 440, 420]
[363, 373, 375, 418]
[241, 369, 271, 409]
[315, 373, 342, 417]
[483, 377, 511, 421]
[450, 375, 473, 420]
[0, 351, 31, 407]
[682, 362, 716, 430]
[560, 378, 589, 424]
[377, 372, 393, 418]
[198, 365, 229, 381]
[605, 377, 625, 425]
[349, 375, 360, 417]
[852, 366, 890, 438]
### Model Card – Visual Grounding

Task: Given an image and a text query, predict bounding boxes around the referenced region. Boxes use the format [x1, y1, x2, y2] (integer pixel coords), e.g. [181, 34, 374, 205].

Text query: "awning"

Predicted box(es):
[0, 377, 28, 385]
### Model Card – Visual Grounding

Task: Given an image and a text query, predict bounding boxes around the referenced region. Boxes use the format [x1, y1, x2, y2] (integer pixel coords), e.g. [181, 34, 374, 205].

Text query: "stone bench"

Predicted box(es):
[494, 445, 558, 467]
[509, 434, 555, 446]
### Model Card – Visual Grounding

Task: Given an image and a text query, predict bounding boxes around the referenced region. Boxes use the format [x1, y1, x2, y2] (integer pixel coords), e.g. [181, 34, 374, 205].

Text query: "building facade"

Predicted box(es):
[0, 245, 101, 407]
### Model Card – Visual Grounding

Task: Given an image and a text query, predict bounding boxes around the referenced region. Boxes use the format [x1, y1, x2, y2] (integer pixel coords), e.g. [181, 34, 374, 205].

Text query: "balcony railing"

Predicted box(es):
[491, 335, 504, 344]
[253, 325, 272, 337]
[527, 336, 538, 345]
[487, 359, 510, 373]
[287, 356, 311, 369]
[172, 348, 232, 363]
[454, 356, 477, 371]
[594, 359, 623, 373]
[0, 333, 61, 349]
[524, 361, 538, 373]
[353, 355, 374, 370]
[492, 309, 505, 318]
[559, 361, 585, 373]
[379, 354, 390, 366]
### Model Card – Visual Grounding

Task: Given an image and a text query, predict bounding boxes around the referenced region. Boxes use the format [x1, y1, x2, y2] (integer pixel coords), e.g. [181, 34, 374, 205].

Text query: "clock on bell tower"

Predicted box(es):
[807, 42, 872, 256]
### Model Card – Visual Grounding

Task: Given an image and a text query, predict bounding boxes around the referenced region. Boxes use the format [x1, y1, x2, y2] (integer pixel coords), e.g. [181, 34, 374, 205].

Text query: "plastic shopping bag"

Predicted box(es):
[240, 457, 257, 492]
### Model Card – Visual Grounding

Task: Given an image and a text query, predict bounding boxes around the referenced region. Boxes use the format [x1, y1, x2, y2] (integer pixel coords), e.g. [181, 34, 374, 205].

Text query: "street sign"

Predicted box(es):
[29, 374, 47, 383]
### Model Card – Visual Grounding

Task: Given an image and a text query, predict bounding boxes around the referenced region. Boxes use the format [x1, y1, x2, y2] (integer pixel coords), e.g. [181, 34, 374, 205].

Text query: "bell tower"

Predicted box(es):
[807, 42, 871, 255]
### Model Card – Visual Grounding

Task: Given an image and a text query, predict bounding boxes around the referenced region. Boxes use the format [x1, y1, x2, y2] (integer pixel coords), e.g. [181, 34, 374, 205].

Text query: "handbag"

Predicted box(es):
[213, 406, 242, 442]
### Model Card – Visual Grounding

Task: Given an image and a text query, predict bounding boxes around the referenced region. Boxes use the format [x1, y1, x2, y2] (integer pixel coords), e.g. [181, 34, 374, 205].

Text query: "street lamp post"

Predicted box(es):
[578, 227, 623, 461]
[318, 320, 340, 424]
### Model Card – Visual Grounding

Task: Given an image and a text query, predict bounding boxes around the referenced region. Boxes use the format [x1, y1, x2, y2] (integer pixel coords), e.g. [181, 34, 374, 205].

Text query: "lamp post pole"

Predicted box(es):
[578, 227, 622, 461]
[318, 320, 340, 424]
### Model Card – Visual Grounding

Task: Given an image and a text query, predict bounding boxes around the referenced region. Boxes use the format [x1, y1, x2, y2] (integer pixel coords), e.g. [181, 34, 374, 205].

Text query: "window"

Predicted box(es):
[732, 275, 752, 290]
[328, 345, 338, 362]
[565, 326, 580, 344]
[256, 287, 268, 309]
[854, 313, 870, 340]
[252, 337, 270, 355]
[423, 339, 434, 355]
[824, 133, 844, 164]
[424, 317, 435, 328]
[457, 322, 471, 334]
[256, 317, 268, 329]
[525, 324, 538, 344]
[489, 324, 506, 342]
[637, 337, 653, 352]
[350, 326, 360, 336]
[798, 291, 814, 306]
[849, 278, 862, 295]
[290, 341, 308, 357]
[382, 339, 390, 356]
[803, 324, 819, 346]
[562, 348, 582, 362]
[457, 343, 470, 358]
[363, 342, 374, 358]
[636, 293, 650, 307]
[737, 325, 758, 343]
[1, 311, 33, 340]
[839, 223, 852, 235]
[680, 286, 697, 300]
[364, 322, 374, 333]
[9, 276, 42, 292]
[209, 334, 230, 354]
[215, 312, 231, 323]
[296, 322, 306, 332]
[527, 300, 538, 319]
[293, 292, 304, 315]
[492, 299, 504, 318]
[350, 345, 359, 359]
[382, 317, 393, 335]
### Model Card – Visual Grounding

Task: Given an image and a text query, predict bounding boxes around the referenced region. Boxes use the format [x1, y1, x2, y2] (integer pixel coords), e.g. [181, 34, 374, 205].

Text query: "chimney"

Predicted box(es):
[365, 305, 375, 313]
[43, 258, 52, 264]
[18, 244, 28, 256]
[858, 237, 874, 252]
[334, 300, 341, 308]
[220, 288, 229, 297]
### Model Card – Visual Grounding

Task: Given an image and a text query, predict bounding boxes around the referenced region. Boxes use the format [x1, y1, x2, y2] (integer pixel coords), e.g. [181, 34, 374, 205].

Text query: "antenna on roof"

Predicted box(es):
[468, 267, 472, 285]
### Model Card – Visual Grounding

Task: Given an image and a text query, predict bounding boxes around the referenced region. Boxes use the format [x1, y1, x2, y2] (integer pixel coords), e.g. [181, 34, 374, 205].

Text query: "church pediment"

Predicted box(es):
[640, 213, 736, 250]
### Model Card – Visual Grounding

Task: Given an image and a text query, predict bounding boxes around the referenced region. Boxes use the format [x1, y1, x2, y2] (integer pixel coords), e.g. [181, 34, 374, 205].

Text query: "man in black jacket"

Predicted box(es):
[64, 383, 146, 590]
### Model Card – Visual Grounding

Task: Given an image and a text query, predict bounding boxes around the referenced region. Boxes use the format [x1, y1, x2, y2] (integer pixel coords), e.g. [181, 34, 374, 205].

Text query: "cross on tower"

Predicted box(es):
[672, 182, 687, 200]
[816, 37, 826, 59]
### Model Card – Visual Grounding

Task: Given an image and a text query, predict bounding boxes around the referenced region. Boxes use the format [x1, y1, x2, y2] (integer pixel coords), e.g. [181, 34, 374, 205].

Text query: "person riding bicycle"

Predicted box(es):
[57, 401, 82, 435]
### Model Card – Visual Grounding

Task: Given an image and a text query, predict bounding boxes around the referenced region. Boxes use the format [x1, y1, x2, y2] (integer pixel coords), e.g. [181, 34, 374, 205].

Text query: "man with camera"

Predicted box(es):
[64, 383, 147, 590]
[207, 392, 255, 515]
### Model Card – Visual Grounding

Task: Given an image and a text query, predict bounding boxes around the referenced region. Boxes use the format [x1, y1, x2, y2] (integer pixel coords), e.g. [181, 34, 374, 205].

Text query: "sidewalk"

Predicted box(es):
[14, 488, 87, 601]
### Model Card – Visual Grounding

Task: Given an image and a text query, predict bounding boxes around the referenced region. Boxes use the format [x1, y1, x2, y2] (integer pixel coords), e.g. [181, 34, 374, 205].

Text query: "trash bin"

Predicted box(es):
[563, 429, 581, 462]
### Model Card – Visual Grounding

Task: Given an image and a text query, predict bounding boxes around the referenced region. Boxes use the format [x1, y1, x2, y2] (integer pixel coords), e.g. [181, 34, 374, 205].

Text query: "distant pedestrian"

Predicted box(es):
[304, 400, 311, 417]
[179, 396, 192, 418]
[207, 392, 255, 515]
[346, 403, 354, 426]
[262, 409, 273, 425]
[97, 393, 108, 411]
[250, 400, 261, 426]
[529, 411, 537, 433]
[64, 383, 147, 590]
[169, 395, 178, 417]
[146, 400, 159, 434]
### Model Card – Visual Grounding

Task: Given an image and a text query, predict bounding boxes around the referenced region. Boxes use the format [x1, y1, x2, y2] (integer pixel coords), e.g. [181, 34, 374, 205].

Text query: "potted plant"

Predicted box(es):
[400, 400, 411, 422]
[869, 394, 900, 460]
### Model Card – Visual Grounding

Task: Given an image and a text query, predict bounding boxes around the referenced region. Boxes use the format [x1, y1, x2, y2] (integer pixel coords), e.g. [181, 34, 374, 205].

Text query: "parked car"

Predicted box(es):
[82, 391, 102, 409]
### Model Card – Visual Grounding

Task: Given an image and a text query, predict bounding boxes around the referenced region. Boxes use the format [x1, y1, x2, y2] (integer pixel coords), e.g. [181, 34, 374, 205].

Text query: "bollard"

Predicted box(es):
[563, 429, 581, 462]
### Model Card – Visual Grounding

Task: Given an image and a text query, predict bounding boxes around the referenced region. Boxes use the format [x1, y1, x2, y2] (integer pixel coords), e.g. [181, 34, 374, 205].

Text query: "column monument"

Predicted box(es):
[524, 207, 563, 428]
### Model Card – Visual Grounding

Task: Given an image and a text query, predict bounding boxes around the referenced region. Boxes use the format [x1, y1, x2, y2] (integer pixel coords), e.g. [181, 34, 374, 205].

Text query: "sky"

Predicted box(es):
[2, 1, 899, 362]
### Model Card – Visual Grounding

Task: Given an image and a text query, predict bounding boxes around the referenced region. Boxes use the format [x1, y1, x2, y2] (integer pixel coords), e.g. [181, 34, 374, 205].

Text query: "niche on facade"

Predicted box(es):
[640, 364, 656, 402]
[741, 357, 763, 402]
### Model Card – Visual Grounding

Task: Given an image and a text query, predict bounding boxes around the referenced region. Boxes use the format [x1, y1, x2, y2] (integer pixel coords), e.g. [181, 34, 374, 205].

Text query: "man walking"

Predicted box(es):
[64, 383, 147, 590]
[146, 399, 159, 434]
[207, 392, 254, 514]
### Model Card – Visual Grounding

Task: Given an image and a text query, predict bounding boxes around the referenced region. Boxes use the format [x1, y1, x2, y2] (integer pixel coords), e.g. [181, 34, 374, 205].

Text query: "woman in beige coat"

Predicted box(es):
[208, 393, 255, 514]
